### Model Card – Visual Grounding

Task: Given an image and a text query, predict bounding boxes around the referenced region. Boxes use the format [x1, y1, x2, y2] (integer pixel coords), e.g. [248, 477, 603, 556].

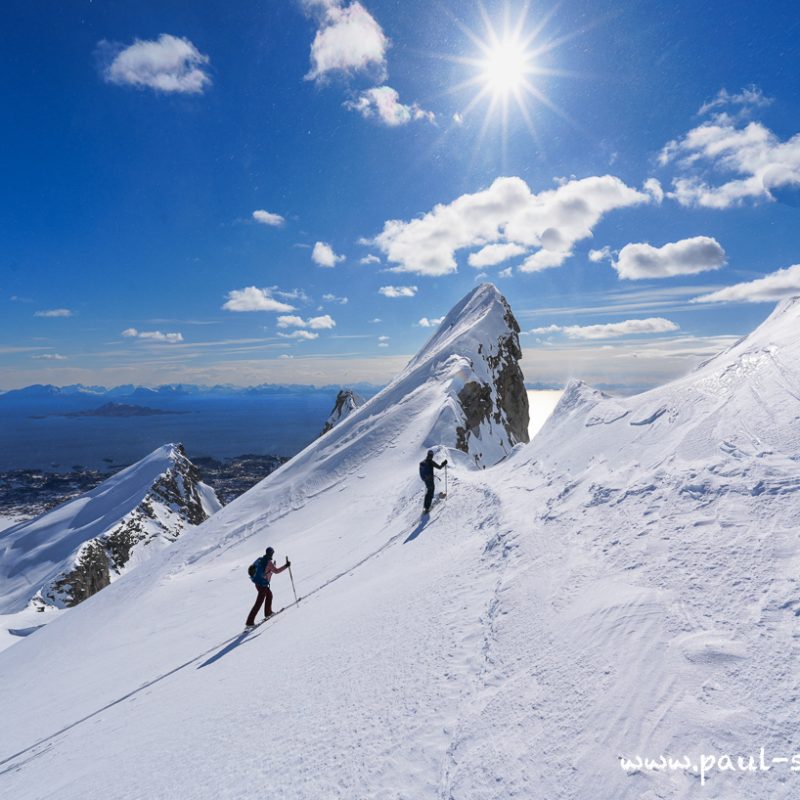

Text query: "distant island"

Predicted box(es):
[31, 402, 188, 419]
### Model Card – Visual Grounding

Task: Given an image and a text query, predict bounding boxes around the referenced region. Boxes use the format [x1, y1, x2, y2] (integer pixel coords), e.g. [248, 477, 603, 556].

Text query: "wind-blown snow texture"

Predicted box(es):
[1, 288, 800, 799]
[0, 443, 220, 650]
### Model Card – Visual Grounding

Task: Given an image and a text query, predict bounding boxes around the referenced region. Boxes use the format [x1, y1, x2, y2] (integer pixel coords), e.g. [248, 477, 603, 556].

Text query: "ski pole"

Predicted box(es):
[445, 463, 448, 497]
[288, 560, 299, 604]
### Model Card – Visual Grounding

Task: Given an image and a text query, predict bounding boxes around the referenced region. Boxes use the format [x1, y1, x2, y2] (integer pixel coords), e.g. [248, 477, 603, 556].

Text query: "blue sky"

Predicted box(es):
[1, 0, 799, 390]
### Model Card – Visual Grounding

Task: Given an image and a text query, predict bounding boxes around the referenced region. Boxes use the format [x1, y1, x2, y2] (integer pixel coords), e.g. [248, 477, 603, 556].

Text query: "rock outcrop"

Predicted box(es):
[320, 389, 363, 436]
[39, 444, 219, 607]
[454, 292, 529, 457]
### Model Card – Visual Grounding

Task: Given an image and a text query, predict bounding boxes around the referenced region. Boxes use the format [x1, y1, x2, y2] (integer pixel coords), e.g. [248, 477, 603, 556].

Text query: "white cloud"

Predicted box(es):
[611, 236, 726, 280]
[378, 342, 389, 348]
[304, 0, 388, 82]
[529, 318, 680, 339]
[222, 287, 295, 313]
[308, 314, 336, 329]
[379, 285, 417, 298]
[121, 328, 183, 343]
[498, 267, 513, 279]
[34, 308, 73, 318]
[659, 106, 800, 208]
[691, 263, 800, 304]
[252, 209, 285, 227]
[137, 331, 184, 343]
[520, 249, 570, 273]
[278, 354, 294, 359]
[360, 254, 381, 265]
[276, 315, 307, 328]
[32, 352, 67, 361]
[369, 317, 382, 323]
[453, 112, 464, 125]
[345, 85, 434, 126]
[467, 242, 527, 268]
[277, 314, 336, 330]
[418, 316, 444, 328]
[588, 246, 613, 263]
[278, 329, 319, 340]
[322, 293, 349, 304]
[370, 175, 650, 276]
[100, 34, 211, 94]
[643, 178, 664, 204]
[698, 85, 773, 116]
[312, 241, 345, 267]
[271, 286, 310, 303]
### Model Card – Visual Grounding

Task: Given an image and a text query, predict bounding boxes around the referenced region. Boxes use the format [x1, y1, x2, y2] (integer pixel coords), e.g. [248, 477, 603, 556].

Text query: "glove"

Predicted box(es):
[285, 558, 291, 567]
[443, 459, 448, 466]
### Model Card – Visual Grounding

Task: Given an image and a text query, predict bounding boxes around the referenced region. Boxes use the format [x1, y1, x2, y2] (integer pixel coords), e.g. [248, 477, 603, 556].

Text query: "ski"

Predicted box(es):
[244, 598, 302, 631]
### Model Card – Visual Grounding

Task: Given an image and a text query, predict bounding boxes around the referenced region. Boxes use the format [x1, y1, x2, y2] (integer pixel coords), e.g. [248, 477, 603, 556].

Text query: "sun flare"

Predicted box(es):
[445, 2, 577, 152]
[480, 38, 531, 96]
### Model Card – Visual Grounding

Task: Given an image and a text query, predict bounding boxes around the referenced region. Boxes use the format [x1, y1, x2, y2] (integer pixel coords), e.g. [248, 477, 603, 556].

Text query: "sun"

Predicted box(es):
[480, 37, 532, 96]
[443, 2, 578, 152]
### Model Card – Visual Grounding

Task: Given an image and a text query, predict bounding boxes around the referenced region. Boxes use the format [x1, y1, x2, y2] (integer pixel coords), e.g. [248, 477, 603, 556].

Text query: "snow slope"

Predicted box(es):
[0, 444, 220, 651]
[1, 289, 800, 799]
[0, 515, 26, 533]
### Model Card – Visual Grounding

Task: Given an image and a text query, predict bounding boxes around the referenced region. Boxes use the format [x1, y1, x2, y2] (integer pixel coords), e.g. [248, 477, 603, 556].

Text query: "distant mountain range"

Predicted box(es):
[0, 382, 385, 400]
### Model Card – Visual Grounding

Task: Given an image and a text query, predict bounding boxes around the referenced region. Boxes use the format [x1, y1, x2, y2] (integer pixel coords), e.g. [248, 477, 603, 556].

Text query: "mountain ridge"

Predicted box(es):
[0, 444, 220, 650]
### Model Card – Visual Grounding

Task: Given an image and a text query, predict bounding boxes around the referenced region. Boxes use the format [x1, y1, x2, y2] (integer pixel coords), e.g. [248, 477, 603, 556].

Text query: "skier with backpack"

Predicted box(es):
[419, 449, 447, 515]
[245, 547, 290, 627]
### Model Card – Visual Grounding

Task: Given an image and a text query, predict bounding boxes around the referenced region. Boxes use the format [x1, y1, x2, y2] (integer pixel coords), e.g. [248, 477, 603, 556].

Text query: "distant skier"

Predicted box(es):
[246, 547, 290, 627]
[419, 449, 447, 514]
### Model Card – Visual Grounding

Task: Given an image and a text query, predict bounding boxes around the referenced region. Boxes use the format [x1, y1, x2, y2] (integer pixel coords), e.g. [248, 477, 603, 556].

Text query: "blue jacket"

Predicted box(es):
[419, 458, 444, 482]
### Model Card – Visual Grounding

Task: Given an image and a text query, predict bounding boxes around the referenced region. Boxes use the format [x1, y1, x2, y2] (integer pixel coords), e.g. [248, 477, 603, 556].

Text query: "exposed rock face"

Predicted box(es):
[149, 451, 212, 526]
[47, 540, 111, 606]
[35, 444, 221, 608]
[453, 291, 530, 461]
[321, 389, 363, 436]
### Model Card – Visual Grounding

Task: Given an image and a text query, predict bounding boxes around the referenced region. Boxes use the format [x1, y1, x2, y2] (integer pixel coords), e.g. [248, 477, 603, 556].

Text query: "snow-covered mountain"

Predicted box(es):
[408, 281, 530, 462]
[0, 443, 220, 650]
[320, 388, 364, 436]
[1, 287, 799, 800]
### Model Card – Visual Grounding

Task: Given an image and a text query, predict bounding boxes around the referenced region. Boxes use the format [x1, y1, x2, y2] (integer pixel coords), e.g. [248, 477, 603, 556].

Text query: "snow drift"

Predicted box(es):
[1, 289, 800, 800]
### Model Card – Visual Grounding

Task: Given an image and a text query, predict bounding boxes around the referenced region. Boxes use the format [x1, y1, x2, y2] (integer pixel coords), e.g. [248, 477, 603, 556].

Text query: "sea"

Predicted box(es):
[0, 393, 339, 472]
[0, 389, 563, 473]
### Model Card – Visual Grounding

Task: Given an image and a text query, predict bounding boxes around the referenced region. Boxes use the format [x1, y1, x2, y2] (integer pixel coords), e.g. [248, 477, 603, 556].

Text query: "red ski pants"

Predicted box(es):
[246, 585, 273, 626]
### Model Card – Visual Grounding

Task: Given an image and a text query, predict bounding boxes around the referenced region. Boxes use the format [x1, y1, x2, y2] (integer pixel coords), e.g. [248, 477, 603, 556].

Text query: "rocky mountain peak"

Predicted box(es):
[320, 389, 364, 436]
[453, 287, 530, 459]
[410, 284, 529, 465]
